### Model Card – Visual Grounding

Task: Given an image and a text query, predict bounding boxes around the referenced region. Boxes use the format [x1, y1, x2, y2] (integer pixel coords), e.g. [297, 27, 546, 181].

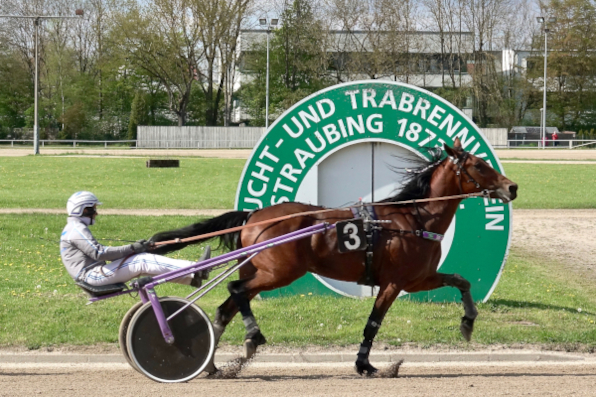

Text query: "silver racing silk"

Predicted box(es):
[60, 217, 134, 281]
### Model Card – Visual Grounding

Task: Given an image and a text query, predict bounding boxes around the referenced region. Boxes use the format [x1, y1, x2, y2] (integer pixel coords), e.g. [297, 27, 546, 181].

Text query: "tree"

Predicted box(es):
[191, 0, 251, 126]
[239, 0, 331, 125]
[112, 0, 202, 126]
[0, 46, 32, 137]
[112, 0, 250, 126]
[540, 0, 596, 131]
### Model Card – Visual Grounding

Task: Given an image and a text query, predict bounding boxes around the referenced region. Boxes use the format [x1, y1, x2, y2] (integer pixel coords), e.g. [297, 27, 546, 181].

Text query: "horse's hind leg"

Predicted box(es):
[228, 279, 266, 360]
[202, 296, 236, 375]
[203, 265, 257, 375]
[441, 273, 478, 341]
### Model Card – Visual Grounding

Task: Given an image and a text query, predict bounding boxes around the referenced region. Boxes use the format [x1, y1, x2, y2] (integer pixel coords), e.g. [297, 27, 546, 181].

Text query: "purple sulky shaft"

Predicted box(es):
[146, 222, 334, 288]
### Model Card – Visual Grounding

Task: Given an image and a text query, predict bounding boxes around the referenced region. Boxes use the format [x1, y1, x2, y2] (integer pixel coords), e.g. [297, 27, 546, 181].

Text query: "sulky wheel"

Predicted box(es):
[119, 301, 143, 372]
[126, 297, 215, 383]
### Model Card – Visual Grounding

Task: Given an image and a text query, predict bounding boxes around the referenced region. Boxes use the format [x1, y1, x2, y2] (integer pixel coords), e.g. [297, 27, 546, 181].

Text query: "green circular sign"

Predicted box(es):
[235, 81, 511, 303]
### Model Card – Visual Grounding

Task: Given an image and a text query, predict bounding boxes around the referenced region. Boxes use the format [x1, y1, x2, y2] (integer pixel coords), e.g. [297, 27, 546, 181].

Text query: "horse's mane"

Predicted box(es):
[381, 148, 446, 203]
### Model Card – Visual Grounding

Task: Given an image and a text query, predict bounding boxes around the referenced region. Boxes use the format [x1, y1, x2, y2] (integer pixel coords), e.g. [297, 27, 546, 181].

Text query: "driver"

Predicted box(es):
[60, 191, 209, 288]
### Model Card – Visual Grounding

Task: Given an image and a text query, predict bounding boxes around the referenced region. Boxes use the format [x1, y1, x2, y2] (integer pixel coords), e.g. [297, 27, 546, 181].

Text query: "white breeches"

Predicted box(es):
[84, 253, 194, 286]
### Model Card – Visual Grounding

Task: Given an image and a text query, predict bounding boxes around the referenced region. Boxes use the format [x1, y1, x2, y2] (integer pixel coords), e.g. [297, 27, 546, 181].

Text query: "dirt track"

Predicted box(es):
[2, 361, 596, 397]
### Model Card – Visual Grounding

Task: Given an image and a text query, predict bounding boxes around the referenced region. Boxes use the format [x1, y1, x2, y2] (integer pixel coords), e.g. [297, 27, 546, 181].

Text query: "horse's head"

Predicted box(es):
[444, 138, 518, 203]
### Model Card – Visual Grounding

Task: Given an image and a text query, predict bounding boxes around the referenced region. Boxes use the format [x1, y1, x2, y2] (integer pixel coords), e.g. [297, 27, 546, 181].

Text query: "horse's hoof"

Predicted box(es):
[355, 362, 378, 376]
[205, 369, 221, 378]
[246, 328, 267, 346]
[203, 360, 218, 376]
[460, 316, 475, 342]
[244, 339, 258, 360]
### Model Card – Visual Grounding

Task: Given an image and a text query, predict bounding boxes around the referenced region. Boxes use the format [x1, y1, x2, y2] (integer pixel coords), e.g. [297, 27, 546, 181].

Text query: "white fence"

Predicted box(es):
[480, 128, 508, 148]
[136, 126, 508, 149]
[137, 126, 265, 149]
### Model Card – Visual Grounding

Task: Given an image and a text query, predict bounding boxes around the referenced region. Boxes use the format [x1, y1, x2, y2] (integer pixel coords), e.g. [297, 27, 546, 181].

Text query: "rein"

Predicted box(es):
[153, 190, 492, 248]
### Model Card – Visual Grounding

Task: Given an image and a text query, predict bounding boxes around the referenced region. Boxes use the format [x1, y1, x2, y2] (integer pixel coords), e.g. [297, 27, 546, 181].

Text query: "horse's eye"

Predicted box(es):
[473, 162, 484, 171]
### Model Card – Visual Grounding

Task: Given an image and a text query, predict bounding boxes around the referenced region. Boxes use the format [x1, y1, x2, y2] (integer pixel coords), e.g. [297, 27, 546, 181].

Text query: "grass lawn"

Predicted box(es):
[0, 157, 244, 209]
[0, 157, 595, 210]
[1, 214, 595, 350]
[504, 163, 596, 209]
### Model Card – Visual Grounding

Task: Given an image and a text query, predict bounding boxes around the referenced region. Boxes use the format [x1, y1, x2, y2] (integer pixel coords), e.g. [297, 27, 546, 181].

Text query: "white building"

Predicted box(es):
[233, 30, 477, 123]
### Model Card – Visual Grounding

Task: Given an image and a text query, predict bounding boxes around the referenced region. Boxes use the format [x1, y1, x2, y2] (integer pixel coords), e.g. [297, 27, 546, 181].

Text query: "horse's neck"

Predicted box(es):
[418, 164, 462, 234]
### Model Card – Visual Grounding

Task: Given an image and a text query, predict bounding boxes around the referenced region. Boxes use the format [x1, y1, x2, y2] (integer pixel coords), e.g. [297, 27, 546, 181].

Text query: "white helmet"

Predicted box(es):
[67, 191, 102, 217]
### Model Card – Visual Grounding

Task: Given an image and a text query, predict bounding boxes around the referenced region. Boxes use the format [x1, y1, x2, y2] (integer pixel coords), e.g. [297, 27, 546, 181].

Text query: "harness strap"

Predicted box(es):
[153, 191, 490, 248]
[351, 205, 378, 287]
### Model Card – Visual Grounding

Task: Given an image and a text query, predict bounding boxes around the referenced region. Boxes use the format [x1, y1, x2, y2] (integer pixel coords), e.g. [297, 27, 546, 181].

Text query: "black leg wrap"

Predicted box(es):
[357, 339, 373, 361]
[355, 312, 382, 376]
[230, 292, 252, 319]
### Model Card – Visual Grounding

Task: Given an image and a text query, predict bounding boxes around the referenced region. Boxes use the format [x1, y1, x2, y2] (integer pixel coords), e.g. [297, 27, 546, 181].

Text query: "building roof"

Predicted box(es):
[510, 126, 560, 134]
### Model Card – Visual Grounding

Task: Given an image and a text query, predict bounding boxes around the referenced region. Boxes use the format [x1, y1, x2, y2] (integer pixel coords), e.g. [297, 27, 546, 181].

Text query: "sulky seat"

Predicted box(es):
[75, 281, 127, 298]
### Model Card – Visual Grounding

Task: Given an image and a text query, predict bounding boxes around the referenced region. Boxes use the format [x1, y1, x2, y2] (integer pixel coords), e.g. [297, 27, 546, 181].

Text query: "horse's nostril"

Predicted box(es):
[509, 184, 518, 195]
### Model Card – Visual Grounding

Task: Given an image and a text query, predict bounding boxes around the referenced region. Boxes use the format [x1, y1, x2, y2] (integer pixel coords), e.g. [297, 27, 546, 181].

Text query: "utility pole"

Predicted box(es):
[537, 16, 556, 149]
[0, 9, 84, 154]
[259, 17, 279, 129]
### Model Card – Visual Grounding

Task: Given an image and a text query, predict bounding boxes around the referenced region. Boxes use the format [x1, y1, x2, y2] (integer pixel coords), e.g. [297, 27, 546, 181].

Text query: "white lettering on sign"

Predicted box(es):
[259, 145, 279, 163]
[345, 90, 360, 109]
[295, 148, 315, 169]
[397, 118, 440, 147]
[412, 98, 431, 119]
[298, 106, 321, 129]
[366, 114, 383, 133]
[247, 179, 267, 197]
[251, 161, 273, 183]
[363, 89, 377, 108]
[322, 124, 341, 143]
[283, 117, 304, 138]
[484, 204, 505, 231]
[316, 98, 335, 119]
[280, 163, 302, 183]
[305, 131, 326, 153]
[378, 90, 397, 109]
[427, 105, 446, 126]
[454, 127, 476, 149]
[439, 114, 462, 137]
[398, 92, 415, 112]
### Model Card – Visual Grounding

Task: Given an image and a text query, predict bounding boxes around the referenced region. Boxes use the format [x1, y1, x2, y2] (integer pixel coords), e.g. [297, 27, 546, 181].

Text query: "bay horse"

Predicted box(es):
[150, 138, 518, 376]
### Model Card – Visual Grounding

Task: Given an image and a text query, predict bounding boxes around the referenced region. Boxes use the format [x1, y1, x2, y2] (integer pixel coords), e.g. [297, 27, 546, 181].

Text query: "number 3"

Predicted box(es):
[343, 223, 361, 250]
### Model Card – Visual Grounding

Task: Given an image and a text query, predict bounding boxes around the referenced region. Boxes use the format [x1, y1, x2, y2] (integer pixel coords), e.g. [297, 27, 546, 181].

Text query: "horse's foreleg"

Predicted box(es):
[355, 284, 400, 376]
[441, 273, 478, 341]
[228, 279, 266, 360]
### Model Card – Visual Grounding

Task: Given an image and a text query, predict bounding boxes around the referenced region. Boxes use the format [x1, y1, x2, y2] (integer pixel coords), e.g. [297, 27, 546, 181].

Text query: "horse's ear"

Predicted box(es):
[453, 137, 463, 150]
[444, 138, 463, 158]
[443, 143, 458, 158]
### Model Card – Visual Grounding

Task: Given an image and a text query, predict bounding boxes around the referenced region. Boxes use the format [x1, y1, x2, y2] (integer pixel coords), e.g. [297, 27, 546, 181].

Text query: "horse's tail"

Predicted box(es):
[149, 210, 251, 255]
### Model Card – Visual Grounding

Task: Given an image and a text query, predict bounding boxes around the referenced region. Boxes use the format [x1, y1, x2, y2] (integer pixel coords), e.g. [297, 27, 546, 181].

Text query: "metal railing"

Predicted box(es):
[0, 139, 137, 148]
[506, 139, 596, 149]
[2, 138, 596, 150]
